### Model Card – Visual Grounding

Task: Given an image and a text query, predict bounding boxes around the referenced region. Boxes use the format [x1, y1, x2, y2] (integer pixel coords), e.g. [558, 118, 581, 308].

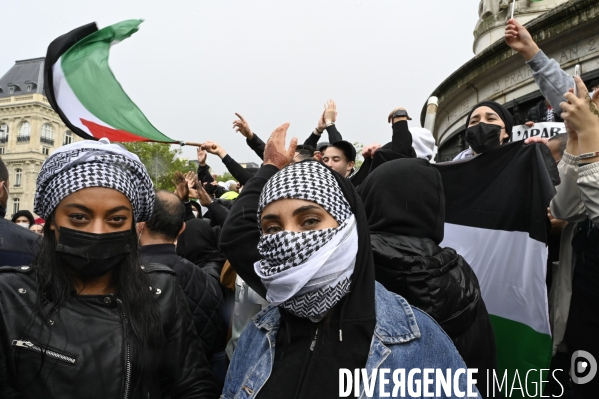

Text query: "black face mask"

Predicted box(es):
[55, 227, 132, 279]
[466, 122, 504, 154]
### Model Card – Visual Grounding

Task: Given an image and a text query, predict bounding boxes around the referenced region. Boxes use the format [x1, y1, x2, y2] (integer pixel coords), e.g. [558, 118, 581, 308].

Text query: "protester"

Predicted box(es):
[11, 209, 35, 228]
[0, 138, 218, 398]
[219, 123, 478, 398]
[321, 140, 356, 177]
[360, 158, 497, 397]
[303, 99, 342, 150]
[0, 158, 40, 266]
[505, 18, 574, 117]
[548, 77, 599, 398]
[453, 101, 514, 160]
[138, 190, 226, 388]
[526, 99, 562, 126]
[292, 144, 316, 163]
[29, 224, 44, 235]
[350, 107, 417, 186]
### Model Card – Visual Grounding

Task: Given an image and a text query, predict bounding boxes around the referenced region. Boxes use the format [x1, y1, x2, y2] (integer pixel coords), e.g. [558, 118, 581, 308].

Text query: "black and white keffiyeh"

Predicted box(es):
[255, 161, 358, 318]
[34, 138, 155, 222]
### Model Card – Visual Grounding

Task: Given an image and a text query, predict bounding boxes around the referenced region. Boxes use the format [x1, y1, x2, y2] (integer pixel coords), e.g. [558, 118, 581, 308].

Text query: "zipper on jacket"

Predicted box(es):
[12, 340, 77, 365]
[309, 328, 319, 352]
[117, 299, 132, 399]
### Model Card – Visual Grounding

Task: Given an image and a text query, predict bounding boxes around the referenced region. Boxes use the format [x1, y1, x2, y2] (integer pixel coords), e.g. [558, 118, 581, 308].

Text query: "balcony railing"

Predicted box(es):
[40, 136, 54, 145]
[17, 135, 30, 143]
[0, 136, 7, 144]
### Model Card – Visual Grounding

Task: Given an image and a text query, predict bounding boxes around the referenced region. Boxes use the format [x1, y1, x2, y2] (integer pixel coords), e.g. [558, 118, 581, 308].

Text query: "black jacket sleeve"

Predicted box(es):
[391, 120, 414, 155]
[221, 154, 253, 186]
[304, 124, 344, 149]
[324, 123, 342, 143]
[304, 132, 321, 148]
[206, 202, 229, 227]
[246, 133, 266, 160]
[219, 165, 279, 298]
[183, 202, 195, 221]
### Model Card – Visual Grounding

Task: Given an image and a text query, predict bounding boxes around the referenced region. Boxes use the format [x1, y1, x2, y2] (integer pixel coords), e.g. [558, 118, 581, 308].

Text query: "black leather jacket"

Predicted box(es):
[0, 263, 218, 399]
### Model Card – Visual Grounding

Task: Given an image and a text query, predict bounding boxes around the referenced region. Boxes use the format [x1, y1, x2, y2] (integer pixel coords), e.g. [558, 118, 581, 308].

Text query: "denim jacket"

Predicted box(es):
[222, 282, 480, 398]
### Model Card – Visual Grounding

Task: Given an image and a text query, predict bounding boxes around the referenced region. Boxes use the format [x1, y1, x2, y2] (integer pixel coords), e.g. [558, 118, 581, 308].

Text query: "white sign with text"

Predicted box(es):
[512, 122, 566, 142]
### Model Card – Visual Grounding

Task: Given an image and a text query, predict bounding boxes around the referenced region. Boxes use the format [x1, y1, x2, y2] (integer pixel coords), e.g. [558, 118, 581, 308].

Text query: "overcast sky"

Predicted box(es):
[2, 0, 480, 173]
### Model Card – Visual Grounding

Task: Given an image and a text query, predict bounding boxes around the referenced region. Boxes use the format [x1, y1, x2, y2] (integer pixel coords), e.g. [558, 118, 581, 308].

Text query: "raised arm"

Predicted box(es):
[233, 113, 266, 160]
[219, 123, 297, 298]
[505, 18, 574, 116]
[304, 100, 342, 148]
[556, 78, 599, 226]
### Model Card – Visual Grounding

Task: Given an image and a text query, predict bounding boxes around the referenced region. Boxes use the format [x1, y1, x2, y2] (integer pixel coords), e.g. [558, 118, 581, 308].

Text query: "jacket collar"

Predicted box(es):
[139, 243, 176, 257]
[253, 282, 420, 345]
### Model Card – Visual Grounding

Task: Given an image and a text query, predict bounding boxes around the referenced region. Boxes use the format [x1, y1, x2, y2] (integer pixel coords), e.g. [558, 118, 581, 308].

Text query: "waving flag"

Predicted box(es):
[44, 20, 176, 143]
[434, 142, 557, 398]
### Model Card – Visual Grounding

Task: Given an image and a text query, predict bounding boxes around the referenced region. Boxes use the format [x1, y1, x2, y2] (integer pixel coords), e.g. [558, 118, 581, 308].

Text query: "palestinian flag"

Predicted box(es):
[434, 142, 558, 398]
[44, 20, 176, 143]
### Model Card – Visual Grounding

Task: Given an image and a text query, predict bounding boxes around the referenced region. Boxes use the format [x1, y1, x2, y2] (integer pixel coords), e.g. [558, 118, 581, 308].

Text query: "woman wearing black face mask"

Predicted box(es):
[454, 101, 515, 161]
[0, 139, 218, 399]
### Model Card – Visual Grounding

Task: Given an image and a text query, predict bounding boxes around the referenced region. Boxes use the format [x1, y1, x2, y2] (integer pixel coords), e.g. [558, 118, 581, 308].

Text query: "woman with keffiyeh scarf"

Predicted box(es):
[219, 123, 480, 399]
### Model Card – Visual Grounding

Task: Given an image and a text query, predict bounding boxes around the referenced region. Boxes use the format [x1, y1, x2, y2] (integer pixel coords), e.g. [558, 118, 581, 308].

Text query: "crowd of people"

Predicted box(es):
[0, 18, 598, 399]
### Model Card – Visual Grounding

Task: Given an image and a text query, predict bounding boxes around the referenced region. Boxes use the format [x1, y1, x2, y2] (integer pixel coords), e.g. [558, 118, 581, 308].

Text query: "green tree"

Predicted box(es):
[122, 142, 195, 191]
[353, 142, 364, 170]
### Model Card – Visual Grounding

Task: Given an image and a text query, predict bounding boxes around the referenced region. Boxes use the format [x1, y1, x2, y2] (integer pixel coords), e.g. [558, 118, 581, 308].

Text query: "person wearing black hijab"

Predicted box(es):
[454, 101, 515, 161]
[219, 123, 479, 399]
[360, 158, 497, 398]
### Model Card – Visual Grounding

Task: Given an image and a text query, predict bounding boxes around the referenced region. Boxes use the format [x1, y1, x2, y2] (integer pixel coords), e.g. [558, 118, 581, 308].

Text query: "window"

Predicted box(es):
[17, 121, 31, 143]
[26, 84, 32, 91]
[41, 123, 54, 145]
[0, 123, 7, 143]
[9, 87, 14, 94]
[14, 168, 22, 187]
[12, 198, 20, 215]
[42, 147, 50, 156]
[0, 147, 4, 155]
[64, 130, 73, 145]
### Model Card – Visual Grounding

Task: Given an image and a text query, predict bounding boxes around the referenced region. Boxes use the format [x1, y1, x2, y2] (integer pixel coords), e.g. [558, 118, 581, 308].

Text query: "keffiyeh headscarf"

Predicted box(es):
[34, 138, 155, 222]
[255, 161, 358, 319]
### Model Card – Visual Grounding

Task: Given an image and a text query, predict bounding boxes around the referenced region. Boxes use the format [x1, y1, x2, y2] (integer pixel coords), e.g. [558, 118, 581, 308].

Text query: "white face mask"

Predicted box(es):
[16, 222, 30, 228]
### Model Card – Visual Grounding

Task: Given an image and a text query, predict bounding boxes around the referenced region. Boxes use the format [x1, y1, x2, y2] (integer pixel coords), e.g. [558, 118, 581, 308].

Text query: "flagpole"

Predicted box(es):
[511, 0, 516, 19]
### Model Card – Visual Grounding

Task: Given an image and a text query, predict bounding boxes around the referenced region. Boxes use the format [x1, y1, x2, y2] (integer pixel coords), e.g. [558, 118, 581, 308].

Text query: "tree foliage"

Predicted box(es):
[122, 142, 195, 191]
[353, 142, 364, 170]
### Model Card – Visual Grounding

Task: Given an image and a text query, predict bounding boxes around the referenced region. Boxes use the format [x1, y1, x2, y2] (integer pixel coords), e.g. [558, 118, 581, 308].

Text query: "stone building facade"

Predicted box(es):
[0, 58, 81, 218]
[421, 0, 599, 162]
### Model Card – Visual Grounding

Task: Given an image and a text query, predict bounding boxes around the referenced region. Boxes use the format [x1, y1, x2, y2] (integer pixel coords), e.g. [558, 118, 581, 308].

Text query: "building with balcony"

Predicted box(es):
[0, 58, 81, 218]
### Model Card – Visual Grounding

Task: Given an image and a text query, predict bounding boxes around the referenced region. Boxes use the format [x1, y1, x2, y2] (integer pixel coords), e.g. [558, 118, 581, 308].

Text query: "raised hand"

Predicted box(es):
[505, 18, 539, 61]
[387, 107, 410, 124]
[362, 143, 382, 158]
[184, 171, 199, 199]
[315, 111, 326, 134]
[263, 123, 298, 169]
[201, 141, 227, 159]
[197, 147, 207, 166]
[323, 100, 337, 125]
[172, 171, 190, 202]
[233, 113, 253, 139]
[561, 77, 599, 137]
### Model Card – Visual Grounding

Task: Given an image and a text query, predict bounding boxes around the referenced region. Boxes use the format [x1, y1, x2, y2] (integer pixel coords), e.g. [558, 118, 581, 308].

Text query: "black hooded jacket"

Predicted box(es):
[219, 160, 376, 399]
[177, 218, 227, 281]
[361, 158, 497, 397]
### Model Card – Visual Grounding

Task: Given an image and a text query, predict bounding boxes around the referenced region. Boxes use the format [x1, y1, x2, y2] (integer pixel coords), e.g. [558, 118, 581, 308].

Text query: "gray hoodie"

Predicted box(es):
[527, 50, 575, 117]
